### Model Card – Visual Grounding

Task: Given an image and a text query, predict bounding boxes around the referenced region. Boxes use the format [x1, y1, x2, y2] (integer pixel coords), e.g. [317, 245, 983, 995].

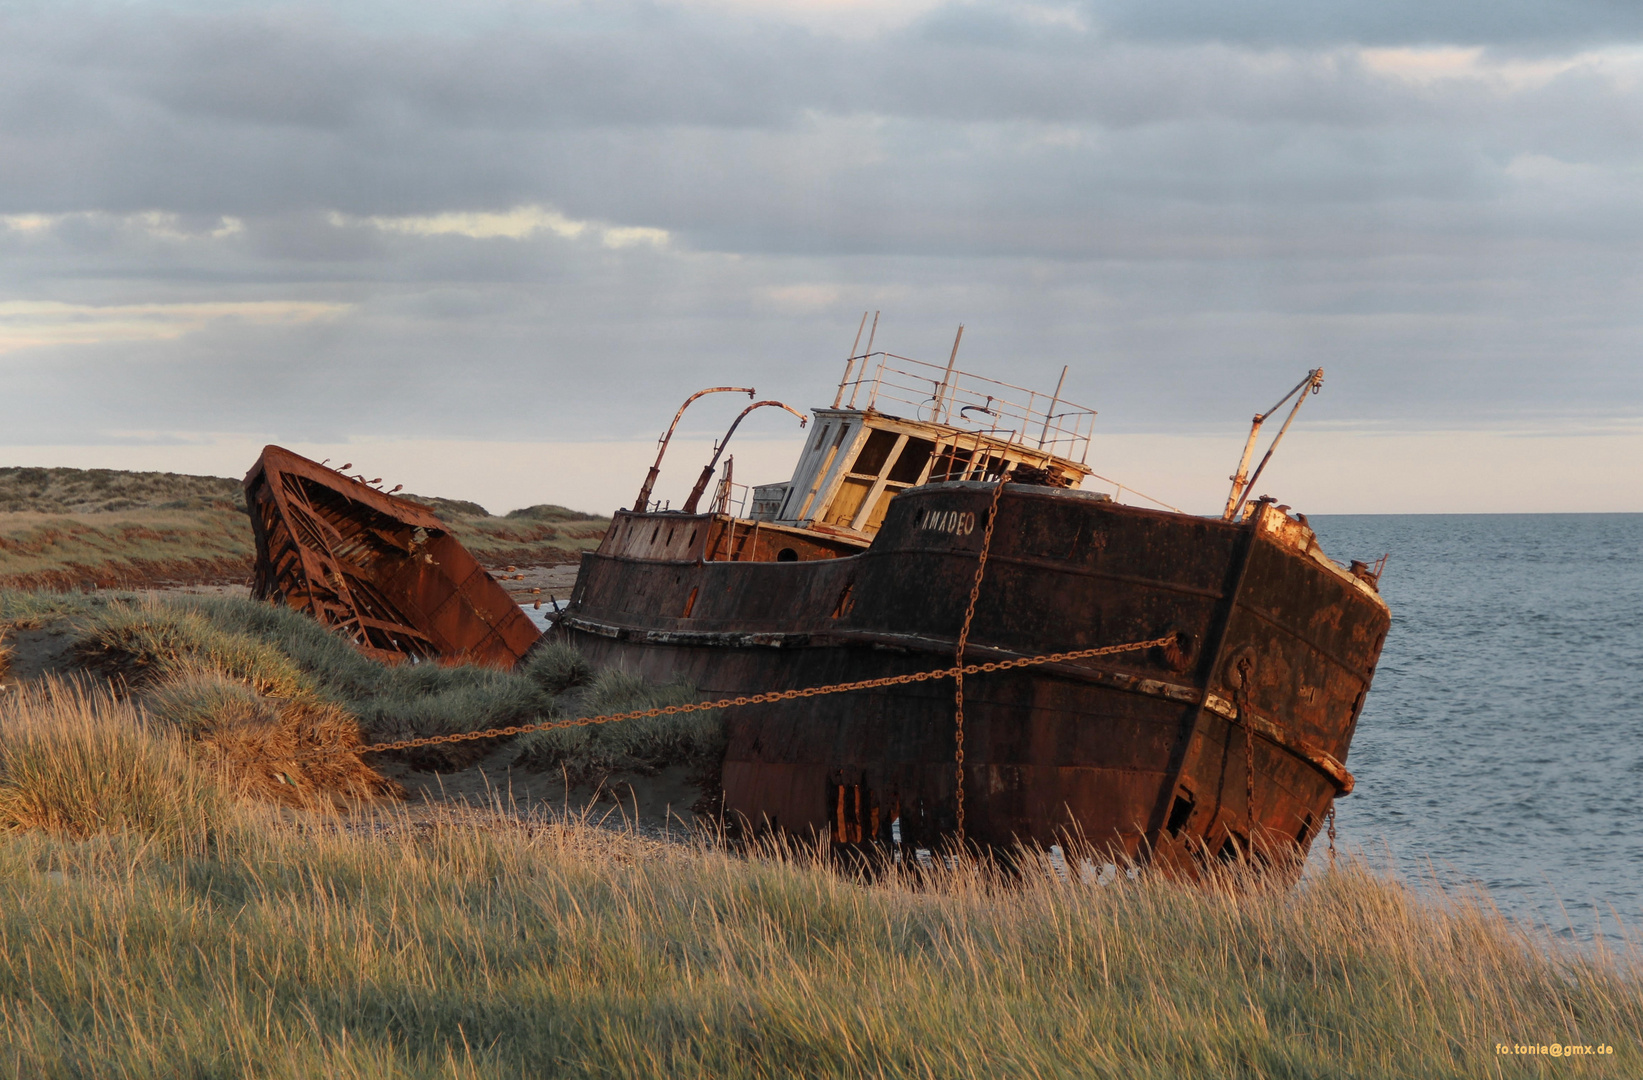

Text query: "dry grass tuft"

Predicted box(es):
[0, 677, 231, 846]
[147, 668, 404, 808]
[60, 596, 406, 808]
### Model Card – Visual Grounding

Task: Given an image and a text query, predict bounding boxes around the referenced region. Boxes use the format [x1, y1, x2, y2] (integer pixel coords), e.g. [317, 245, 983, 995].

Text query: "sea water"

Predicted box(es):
[523, 604, 558, 634]
[1308, 514, 1643, 940]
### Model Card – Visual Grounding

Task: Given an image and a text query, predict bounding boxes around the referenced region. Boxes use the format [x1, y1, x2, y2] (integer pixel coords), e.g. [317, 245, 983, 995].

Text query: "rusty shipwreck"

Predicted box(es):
[555, 327, 1390, 869]
[245, 445, 540, 668]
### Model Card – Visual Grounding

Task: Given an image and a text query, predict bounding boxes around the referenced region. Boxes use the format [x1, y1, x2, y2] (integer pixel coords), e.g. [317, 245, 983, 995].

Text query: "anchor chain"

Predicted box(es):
[1229, 657, 1259, 856]
[254, 632, 1178, 765]
[952, 475, 1012, 845]
[1245, 710, 1256, 842]
[1326, 803, 1337, 867]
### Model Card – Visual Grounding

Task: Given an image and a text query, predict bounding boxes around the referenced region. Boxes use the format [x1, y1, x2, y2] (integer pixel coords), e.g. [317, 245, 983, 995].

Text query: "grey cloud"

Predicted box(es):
[0, 0, 1640, 456]
[1, 2, 1636, 254]
[1080, 0, 1643, 49]
[4, 215, 1639, 447]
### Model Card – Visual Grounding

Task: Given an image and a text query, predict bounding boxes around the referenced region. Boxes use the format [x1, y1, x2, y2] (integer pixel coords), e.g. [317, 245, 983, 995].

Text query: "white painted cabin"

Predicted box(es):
[747, 351, 1097, 542]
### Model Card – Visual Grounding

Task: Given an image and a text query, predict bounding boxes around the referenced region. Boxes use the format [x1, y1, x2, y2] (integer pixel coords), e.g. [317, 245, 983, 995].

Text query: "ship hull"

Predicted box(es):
[558, 482, 1388, 869]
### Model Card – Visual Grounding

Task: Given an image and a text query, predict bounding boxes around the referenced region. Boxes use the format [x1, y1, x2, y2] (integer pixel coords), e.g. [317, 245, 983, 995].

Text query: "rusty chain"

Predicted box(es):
[952, 475, 1012, 844]
[261, 633, 1176, 766]
[1244, 701, 1256, 841]
[1326, 803, 1337, 867]
[1228, 661, 1259, 856]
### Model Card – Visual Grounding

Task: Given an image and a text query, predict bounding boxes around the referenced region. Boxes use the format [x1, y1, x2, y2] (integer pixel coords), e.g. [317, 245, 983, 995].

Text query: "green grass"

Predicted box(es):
[76, 593, 553, 736]
[59, 591, 709, 779]
[514, 669, 719, 783]
[83, 597, 322, 698]
[0, 585, 125, 627]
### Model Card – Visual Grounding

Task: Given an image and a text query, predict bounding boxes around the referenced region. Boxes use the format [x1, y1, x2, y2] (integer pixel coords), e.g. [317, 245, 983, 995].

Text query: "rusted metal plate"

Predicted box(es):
[559, 483, 1388, 872]
[244, 445, 539, 668]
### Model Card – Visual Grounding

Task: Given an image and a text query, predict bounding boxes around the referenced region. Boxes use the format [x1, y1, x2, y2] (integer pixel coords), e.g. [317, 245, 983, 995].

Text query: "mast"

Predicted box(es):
[931, 324, 964, 423]
[833, 312, 870, 409]
[682, 401, 807, 514]
[1037, 365, 1068, 449]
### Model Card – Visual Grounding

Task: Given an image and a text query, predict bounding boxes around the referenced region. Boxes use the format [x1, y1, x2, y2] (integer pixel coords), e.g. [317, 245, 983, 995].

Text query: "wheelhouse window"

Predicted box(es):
[850, 430, 900, 475]
[821, 429, 944, 532]
[888, 438, 934, 483]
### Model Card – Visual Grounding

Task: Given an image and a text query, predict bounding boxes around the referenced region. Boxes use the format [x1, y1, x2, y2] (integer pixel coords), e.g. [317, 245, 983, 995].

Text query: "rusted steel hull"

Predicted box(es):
[557, 482, 1388, 868]
[244, 445, 539, 667]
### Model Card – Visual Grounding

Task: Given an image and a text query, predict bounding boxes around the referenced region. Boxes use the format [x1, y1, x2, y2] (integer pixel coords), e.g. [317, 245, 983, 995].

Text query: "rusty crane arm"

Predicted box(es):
[681, 401, 807, 514]
[1223, 368, 1324, 521]
[632, 386, 755, 513]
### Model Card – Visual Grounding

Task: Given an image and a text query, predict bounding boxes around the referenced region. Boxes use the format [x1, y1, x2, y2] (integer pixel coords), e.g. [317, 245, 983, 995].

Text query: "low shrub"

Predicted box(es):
[78, 598, 316, 698]
[514, 668, 715, 782]
[522, 639, 594, 694]
[72, 594, 711, 783]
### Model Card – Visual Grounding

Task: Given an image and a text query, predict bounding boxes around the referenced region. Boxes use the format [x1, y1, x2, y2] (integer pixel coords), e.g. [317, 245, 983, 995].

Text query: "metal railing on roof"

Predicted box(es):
[833, 352, 1096, 464]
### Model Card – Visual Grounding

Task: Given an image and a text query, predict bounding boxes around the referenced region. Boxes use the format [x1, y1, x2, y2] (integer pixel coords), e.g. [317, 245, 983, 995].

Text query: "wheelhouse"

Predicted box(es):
[749, 350, 1095, 541]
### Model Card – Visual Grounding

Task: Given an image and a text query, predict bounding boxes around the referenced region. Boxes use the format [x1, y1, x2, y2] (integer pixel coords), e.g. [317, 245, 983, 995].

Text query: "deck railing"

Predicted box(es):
[834, 352, 1095, 463]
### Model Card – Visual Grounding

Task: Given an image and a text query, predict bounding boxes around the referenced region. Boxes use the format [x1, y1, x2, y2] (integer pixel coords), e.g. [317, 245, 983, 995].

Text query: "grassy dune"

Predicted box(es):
[68, 591, 708, 777]
[0, 467, 252, 588]
[404, 496, 609, 567]
[0, 507, 256, 588]
[0, 676, 1637, 1077]
[2, 588, 712, 787]
[0, 466, 245, 515]
[0, 466, 609, 588]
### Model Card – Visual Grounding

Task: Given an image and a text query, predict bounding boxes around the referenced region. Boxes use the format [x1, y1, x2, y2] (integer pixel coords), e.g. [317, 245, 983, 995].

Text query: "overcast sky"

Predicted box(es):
[2, 0, 1640, 514]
